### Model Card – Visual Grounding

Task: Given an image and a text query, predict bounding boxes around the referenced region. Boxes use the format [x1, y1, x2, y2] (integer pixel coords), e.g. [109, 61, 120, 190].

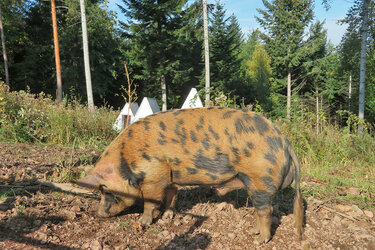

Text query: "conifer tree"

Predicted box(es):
[204, 2, 244, 98]
[119, 0, 201, 108]
[256, 0, 314, 118]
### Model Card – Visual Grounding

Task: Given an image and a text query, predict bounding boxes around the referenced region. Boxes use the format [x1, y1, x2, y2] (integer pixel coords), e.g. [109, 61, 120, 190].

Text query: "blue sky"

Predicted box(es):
[108, 0, 354, 45]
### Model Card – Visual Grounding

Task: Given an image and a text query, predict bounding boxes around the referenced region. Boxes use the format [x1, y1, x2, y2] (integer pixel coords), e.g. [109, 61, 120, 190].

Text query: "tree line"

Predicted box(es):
[0, 0, 374, 127]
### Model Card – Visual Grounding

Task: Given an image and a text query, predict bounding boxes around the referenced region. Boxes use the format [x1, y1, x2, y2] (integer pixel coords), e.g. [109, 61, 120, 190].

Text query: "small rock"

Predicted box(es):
[183, 215, 192, 224]
[213, 232, 220, 238]
[346, 187, 361, 196]
[90, 239, 103, 250]
[336, 204, 352, 212]
[228, 233, 235, 239]
[333, 215, 341, 225]
[173, 219, 181, 226]
[162, 230, 170, 237]
[71, 205, 81, 213]
[351, 205, 364, 216]
[82, 242, 90, 249]
[364, 210, 374, 218]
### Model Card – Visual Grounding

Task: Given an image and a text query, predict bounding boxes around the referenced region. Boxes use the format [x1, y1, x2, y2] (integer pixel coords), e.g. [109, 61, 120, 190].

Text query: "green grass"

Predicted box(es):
[116, 220, 131, 229]
[277, 118, 375, 211]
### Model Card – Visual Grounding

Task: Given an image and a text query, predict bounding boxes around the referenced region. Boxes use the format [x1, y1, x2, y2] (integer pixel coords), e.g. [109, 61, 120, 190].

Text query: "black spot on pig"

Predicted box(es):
[195, 116, 204, 131]
[267, 168, 273, 175]
[172, 170, 181, 179]
[193, 150, 235, 175]
[190, 130, 197, 142]
[208, 125, 220, 140]
[246, 141, 254, 149]
[266, 136, 283, 153]
[261, 176, 277, 192]
[127, 129, 133, 138]
[172, 157, 181, 166]
[252, 114, 269, 136]
[264, 152, 276, 165]
[131, 161, 137, 170]
[159, 121, 166, 131]
[251, 190, 272, 210]
[157, 139, 167, 145]
[119, 153, 145, 188]
[173, 109, 186, 116]
[235, 118, 255, 134]
[237, 172, 251, 188]
[223, 110, 236, 119]
[174, 122, 187, 146]
[243, 148, 250, 157]
[129, 171, 146, 188]
[142, 153, 151, 161]
[143, 120, 150, 130]
[206, 173, 218, 180]
[201, 133, 211, 150]
[242, 113, 252, 122]
[230, 146, 240, 164]
[186, 167, 198, 175]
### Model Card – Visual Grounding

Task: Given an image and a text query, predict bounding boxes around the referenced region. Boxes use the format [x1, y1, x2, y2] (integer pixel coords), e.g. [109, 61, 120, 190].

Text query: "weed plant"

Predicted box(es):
[0, 83, 117, 148]
[277, 117, 375, 210]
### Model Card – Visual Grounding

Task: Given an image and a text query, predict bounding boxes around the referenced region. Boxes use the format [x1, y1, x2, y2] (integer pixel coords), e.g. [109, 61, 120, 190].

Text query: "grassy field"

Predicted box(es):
[1, 83, 374, 211]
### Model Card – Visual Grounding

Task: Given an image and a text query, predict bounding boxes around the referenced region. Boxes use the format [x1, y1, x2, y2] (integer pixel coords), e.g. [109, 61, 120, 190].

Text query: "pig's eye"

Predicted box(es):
[103, 192, 121, 205]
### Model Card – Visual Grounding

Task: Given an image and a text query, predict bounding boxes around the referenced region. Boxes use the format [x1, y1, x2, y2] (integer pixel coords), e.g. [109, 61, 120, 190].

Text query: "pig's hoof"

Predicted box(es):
[140, 215, 153, 225]
[254, 234, 271, 245]
[162, 209, 174, 221]
[152, 209, 161, 219]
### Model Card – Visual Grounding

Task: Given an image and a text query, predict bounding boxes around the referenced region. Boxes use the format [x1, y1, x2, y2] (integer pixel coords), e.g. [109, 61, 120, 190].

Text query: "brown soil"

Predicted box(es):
[0, 143, 374, 249]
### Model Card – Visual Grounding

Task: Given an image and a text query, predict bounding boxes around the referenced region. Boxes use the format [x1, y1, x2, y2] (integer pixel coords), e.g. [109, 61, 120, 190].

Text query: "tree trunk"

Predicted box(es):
[80, 0, 94, 111]
[161, 74, 167, 111]
[51, 0, 62, 103]
[348, 71, 352, 112]
[287, 69, 291, 119]
[358, 0, 369, 136]
[202, 0, 210, 107]
[0, 5, 9, 88]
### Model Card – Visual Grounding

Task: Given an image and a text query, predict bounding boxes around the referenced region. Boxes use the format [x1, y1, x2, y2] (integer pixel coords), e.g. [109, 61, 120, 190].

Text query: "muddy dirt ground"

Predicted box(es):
[0, 143, 374, 249]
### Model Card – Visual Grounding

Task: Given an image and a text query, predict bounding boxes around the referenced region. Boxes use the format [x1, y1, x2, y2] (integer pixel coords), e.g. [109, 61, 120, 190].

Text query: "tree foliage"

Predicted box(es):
[0, 0, 374, 128]
[119, 0, 202, 108]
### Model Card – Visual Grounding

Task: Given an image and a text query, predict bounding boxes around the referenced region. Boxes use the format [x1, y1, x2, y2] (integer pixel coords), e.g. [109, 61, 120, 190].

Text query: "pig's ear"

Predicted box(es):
[73, 173, 102, 190]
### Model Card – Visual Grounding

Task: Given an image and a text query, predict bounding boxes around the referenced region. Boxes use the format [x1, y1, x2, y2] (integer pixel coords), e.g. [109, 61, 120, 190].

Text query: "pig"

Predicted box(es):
[75, 107, 303, 244]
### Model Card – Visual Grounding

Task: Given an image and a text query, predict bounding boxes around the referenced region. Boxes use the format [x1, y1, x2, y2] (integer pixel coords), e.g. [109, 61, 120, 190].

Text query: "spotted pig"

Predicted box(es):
[75, 107, 303, 244]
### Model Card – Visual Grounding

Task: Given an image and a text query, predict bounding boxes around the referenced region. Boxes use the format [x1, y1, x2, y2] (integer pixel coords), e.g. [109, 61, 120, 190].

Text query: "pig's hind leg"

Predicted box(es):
[161, 184, 178, 221]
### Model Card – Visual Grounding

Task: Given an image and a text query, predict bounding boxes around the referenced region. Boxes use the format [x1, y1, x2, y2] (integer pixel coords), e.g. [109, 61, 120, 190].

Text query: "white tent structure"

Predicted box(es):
[181, 88, 203, 109]
[134, 97, 160, 122]
[113, 102, 139, 132]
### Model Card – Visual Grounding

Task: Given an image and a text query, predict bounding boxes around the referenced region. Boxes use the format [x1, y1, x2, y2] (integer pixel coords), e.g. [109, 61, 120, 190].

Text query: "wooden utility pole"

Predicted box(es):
[80, 0, 94, 111]
[51, 0, 62, 103]
[0, 4, 9, 88]
[202, 0, 210, 107]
